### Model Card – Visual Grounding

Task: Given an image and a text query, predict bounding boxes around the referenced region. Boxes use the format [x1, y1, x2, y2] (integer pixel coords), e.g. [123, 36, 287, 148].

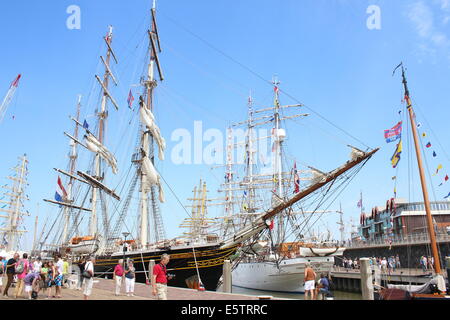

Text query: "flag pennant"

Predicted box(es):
[127, 89, 134, 109]
[54, 191, 63, 202]
[293, 162, 300, 194]
[433, 151, 437, 157]
[357, 199, 362, 208]
[444, 192, 450, 199]
[434, 164, 443, 176]
[422, 132, 426, 138]
[391, 140, 403, 168]
[426, 142, 432, 148]
[83, 120, 89, 129]
[57, 176, 68, 198]
[269, 220, 274, 231]
[384, 121, 402, 143]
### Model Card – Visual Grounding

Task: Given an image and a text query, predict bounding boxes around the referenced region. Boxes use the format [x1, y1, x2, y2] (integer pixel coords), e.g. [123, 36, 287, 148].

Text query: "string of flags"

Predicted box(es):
[421, 127, 448, 193]
[384, 121, 403, 169]
[384, 117, 449, 199]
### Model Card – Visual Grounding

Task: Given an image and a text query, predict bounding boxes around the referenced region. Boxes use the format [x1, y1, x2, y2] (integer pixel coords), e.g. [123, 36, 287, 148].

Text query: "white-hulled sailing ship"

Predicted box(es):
[39, 1, 378, 291]
[202, 84, 347, 293]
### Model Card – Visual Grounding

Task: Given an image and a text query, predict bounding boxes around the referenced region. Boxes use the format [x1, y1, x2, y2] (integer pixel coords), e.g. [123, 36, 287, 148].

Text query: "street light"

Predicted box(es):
[122, 232, 130, 271]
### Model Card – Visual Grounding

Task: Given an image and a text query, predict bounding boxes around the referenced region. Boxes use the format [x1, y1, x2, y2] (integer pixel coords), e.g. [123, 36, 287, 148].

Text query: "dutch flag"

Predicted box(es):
[54, 176, 68, 203]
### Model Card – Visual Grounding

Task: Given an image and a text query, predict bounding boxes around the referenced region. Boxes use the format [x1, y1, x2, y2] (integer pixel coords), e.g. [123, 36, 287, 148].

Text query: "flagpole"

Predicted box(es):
[400, 65, 442, 274]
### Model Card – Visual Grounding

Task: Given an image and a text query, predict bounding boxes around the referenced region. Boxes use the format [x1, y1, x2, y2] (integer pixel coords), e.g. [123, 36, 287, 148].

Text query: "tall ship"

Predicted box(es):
[205, 83, 348, 293]
[0, 154, 30, 255]
[38, 1, 378, 291]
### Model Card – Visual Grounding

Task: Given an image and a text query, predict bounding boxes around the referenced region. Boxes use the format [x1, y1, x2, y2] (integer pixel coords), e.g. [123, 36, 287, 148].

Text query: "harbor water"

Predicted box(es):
[220, 286, 362, 300]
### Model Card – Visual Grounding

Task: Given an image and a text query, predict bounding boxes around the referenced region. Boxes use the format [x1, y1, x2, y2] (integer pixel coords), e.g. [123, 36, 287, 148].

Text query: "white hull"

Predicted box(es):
[232, 255, 336, 293]
[67, 239, 100, 254]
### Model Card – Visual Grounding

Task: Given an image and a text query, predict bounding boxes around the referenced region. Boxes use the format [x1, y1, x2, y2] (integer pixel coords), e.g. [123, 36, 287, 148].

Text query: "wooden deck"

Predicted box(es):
[0, 278, 279, 300]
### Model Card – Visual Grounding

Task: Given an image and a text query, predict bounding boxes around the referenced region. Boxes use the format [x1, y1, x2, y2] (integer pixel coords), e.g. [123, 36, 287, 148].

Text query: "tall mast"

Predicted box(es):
[140, 0, 164, 247]
[246, 94, 255, 218]
[0, 154, 29, 251]
[62, 95, 82, 244]
[91, 26, 116, 237]
[272, 78, 285, 244]
[400, 65, 442, 274]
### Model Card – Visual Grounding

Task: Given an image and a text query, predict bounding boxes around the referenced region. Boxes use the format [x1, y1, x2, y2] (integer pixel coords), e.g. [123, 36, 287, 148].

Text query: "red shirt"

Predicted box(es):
[114, 264, 124, 277]
[153, 263, 167, 284]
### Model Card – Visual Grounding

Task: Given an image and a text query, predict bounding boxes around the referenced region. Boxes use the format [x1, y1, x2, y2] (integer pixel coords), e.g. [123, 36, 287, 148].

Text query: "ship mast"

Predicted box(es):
[0, 154, 29, 251]
[399, 64, 442, 274]
[272, 78, 285, 244]
[61, 95, 82, 244]
[139, 0, 165, 247]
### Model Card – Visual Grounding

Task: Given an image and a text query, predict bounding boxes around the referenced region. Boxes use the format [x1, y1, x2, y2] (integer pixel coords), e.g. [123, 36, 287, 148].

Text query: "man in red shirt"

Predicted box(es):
[152, 254, 170, 300]
[113, 259, 124, 296]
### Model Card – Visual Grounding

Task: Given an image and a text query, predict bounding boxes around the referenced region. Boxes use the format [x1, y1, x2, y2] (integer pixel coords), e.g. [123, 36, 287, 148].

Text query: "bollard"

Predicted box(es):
[360, 258, 374, 300]
[222, 260, 232, 293]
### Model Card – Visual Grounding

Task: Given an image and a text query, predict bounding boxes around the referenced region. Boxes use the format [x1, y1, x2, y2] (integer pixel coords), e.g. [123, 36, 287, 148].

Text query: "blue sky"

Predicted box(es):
[0, 0, 449, 250]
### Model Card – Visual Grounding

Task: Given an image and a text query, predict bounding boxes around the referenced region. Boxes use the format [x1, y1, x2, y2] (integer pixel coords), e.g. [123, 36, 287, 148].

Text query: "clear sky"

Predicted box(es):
[0, 0, 449, 251]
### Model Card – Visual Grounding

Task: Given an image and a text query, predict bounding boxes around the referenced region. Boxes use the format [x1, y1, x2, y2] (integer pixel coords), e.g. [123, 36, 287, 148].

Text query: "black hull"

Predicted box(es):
[94, 244, 237, 291]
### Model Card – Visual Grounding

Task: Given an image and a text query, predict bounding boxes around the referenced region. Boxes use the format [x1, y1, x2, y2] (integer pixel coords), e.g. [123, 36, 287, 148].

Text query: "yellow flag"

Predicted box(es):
[434, 164, 443, 176]
[391, 140, 402, 168]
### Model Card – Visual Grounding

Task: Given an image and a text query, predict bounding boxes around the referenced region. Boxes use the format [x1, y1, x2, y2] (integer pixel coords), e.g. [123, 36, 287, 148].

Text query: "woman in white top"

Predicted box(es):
[83, 256, 95, 300]
[124, 259, 136, 297]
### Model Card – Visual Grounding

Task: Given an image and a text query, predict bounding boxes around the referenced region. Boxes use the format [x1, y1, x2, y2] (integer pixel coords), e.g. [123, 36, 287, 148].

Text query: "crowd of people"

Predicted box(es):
[0, 252, 171, 300]
[0, 252, 95, 300]
[338, 255, 402, 274]
[419, 255, 435, 272]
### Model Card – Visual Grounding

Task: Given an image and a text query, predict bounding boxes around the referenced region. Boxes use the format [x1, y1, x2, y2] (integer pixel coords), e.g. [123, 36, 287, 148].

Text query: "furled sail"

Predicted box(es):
[140, 104, 166, 161]
[84, 134, 118, 174]
[141, 155, 165, 203]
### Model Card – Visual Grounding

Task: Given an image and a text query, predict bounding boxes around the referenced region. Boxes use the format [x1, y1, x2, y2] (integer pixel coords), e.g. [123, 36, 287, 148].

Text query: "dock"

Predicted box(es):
[330, 267, 445, 293]
[0, 278, 280, 300]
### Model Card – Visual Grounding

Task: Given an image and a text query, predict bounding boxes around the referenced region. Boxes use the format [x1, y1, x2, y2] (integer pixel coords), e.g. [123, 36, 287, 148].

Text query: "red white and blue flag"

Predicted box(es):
[127, 89, 134, 109]
[55, 176, 68, 202]
[384, 121, 402, 143]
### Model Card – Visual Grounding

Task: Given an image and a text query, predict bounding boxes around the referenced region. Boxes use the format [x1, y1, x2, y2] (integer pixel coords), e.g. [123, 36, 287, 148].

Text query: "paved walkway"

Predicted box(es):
[1, 278, 274, 301]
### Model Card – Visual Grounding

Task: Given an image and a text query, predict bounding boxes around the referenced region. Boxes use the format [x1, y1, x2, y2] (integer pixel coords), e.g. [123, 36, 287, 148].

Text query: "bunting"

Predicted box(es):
[419, 127, 448, 198]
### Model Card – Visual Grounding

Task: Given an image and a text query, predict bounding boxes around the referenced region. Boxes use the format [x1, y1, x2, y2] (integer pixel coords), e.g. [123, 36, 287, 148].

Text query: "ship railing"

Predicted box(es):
[344, 232, 450, 248]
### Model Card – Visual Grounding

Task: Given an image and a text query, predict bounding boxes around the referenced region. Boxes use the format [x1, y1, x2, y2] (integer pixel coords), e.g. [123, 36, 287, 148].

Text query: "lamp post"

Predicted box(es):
[122, 232, 130, 270]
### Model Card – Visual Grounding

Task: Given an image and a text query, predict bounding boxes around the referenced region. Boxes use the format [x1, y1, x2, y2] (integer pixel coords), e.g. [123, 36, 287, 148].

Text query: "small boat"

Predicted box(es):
[376, 64, 449, 299]
[66, 236, 100, 254]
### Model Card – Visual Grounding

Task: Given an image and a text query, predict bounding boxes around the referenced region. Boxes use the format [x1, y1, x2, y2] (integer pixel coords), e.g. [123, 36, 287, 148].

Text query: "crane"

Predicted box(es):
[0, 74, 21, 124]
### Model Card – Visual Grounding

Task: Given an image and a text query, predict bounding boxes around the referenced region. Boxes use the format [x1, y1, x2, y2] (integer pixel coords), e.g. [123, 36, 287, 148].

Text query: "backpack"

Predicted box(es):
[15, 260, 25, 274]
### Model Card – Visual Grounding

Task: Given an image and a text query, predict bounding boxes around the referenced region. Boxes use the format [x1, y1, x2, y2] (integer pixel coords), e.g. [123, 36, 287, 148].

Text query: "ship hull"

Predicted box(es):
[232, 255, 336, 293]
[93, 244, 237, 291]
